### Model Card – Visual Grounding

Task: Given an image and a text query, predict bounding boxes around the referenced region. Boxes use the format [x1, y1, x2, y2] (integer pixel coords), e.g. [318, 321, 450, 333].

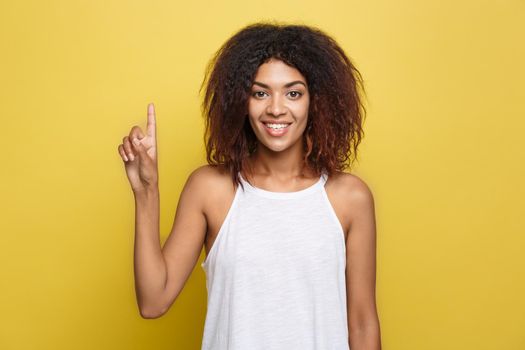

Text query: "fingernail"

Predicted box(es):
[132, 138, 139, 145]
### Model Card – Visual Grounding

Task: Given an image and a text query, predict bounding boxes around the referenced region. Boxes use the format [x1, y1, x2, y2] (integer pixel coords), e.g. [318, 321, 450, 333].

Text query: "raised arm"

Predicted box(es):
[118, 103, 208, 318]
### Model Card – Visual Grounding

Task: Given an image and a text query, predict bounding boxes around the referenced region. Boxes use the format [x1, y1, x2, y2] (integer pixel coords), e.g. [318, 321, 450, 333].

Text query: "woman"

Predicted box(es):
[118, 22, 381, 350]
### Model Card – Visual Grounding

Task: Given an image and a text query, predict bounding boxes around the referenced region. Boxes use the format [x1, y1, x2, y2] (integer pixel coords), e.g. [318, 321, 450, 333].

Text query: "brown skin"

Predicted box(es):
[117, 59, 381, 349]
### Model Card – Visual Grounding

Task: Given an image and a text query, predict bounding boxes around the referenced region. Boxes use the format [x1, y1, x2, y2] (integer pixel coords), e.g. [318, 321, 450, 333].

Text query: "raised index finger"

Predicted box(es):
[147, 103, 156, 140]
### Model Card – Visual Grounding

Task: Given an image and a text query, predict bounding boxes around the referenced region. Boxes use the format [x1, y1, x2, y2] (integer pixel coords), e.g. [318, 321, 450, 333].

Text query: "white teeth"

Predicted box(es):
[265, 123, 289, 129]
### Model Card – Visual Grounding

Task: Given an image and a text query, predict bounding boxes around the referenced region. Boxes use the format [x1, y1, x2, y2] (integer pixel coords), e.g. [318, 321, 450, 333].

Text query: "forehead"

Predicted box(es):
[253, 59, 306, 85]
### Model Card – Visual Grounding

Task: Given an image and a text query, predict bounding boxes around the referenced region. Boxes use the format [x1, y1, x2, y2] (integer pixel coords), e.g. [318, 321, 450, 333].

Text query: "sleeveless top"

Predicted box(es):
[200, 171, 349, 350]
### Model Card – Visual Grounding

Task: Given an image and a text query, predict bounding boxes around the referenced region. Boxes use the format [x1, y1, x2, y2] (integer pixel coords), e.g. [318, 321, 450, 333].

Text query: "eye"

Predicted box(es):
[252, 91, 267, 99]
[288, 91, 303, 99]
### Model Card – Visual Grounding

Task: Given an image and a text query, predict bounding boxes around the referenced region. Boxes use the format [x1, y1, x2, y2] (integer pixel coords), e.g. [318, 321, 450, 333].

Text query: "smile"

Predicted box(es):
[262, 122, 292, 137]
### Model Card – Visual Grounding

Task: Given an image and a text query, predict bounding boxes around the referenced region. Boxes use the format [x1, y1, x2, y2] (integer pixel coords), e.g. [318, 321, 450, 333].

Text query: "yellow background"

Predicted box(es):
[1, 0, 524, 349]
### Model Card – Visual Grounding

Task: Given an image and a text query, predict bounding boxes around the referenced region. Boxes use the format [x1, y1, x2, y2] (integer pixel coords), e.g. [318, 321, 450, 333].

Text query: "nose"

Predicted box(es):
[266, 94, 287, 117]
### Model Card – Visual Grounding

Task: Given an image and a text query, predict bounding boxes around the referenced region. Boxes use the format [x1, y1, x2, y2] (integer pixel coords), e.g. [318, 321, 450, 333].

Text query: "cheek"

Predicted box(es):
[247, 115, 260, 133]
[292, 98, 309, 114]
[248, 118, 257, 130]
[248, 100, 264, 116]
[294, 104, 309, 122]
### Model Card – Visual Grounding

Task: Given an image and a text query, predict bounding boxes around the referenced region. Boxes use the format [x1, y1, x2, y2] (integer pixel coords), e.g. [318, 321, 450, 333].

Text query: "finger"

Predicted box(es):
[146, 103, 156, 141]
[131, 136, 150, 162]
[122, 136, 136, 161]
[129, 126, 145, 142]
[118, 144, 129, 162]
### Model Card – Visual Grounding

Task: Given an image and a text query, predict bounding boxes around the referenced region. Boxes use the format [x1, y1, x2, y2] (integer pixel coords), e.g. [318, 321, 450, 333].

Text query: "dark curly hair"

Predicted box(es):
[199, 20, 366, 189]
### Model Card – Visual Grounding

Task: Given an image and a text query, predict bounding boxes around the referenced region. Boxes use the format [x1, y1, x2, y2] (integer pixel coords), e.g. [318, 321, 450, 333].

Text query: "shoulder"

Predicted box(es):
[328, 171, 375, 223]
[329, 171, 374, 201]
[184, 164, 235, 205]
[188, 163, 227, 181]
[186, 164, 232, 190]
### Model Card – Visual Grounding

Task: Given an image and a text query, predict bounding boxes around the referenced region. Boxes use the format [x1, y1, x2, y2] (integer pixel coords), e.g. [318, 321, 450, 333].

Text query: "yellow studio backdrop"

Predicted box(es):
[1, 0, 524, 349]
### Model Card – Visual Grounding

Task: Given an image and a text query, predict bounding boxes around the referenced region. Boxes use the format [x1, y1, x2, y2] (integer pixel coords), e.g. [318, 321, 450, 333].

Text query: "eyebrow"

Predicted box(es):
[252, 80, 307, 89]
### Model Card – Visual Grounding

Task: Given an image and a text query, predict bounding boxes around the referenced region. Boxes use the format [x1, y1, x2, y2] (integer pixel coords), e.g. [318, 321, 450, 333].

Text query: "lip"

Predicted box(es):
[261, 121, 292, 137]
[262, 120, 293, 124]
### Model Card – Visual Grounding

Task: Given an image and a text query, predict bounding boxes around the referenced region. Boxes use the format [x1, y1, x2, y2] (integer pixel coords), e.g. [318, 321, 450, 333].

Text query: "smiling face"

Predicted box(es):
[247, 58, 310, 154]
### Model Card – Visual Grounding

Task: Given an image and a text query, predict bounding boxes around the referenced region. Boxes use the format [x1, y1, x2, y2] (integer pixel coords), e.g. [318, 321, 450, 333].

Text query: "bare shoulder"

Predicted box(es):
[185, 164, 235, 209]
[187, 163, 230, 185]
[328, 171, 375, 224]
[329, 171, 374, 199]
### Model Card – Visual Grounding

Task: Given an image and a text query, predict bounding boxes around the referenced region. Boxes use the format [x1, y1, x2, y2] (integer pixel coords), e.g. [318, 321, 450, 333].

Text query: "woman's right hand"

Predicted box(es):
[118, 103, 159, 194]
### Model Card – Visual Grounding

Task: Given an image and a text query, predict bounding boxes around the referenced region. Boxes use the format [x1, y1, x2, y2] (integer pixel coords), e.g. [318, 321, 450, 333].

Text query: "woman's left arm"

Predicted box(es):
[343, 175, 382, 350]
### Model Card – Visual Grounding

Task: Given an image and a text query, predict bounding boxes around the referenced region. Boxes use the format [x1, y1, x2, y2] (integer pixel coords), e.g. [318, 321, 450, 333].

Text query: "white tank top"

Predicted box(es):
[200, 171, 349, 350]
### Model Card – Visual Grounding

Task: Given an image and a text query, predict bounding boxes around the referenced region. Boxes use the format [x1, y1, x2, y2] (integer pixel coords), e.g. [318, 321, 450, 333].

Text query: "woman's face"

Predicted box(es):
[247, 58, 310, 153]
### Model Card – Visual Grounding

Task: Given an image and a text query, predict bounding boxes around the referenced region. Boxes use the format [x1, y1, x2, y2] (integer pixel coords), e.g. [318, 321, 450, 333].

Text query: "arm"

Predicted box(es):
[119, 103, 209, 319]
[133, 186, 164, 318]
[134, 166, 208, 318]
[344, 175, 382, 349]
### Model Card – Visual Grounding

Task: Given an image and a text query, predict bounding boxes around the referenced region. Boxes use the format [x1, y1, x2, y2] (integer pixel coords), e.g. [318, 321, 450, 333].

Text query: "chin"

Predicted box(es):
[264, 143, 289, 153]
[258, 135, 303, 153]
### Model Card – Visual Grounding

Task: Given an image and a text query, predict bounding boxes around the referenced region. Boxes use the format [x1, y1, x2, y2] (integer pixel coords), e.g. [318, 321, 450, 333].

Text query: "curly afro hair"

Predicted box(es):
[199, 21, 367, 189]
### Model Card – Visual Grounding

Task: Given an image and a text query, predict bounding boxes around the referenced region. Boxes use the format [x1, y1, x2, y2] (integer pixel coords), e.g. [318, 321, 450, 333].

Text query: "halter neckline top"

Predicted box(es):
[238, 171, 326, 199]
[200, 170, 349, 349]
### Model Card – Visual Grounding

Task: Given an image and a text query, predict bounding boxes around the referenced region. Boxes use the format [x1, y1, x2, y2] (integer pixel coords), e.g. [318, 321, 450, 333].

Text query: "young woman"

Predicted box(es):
[118, 22, 381, 350]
